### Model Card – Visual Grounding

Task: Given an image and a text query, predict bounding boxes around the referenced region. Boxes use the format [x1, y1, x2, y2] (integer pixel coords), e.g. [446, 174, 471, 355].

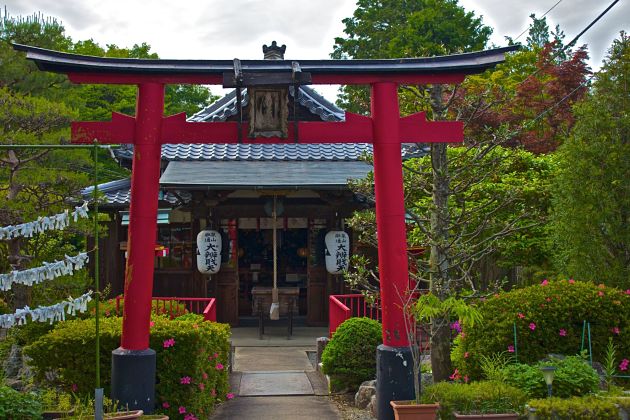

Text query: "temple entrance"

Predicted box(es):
[238, 227, 309, 317]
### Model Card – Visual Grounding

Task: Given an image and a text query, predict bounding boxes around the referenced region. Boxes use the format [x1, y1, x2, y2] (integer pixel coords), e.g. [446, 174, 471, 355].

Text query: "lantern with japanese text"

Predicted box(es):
[324, 231, 349, 274]
[196, 230, 222, 274]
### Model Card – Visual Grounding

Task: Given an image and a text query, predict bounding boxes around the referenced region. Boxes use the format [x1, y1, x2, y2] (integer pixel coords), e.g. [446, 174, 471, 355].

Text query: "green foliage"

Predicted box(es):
[413, 293, 483, 327]
[24, 316, 231, 418]
[500, 356, 600, 399]
[527, 396, 619, 419]
[453, 280, 630, 379]
[478, 351, 514, 382]
[331, 0, 492, 113]
[0, 385, 42, 419]
[321, 317, 382, 390]
[603, 338, 618, 388]
[420, 381, 527, 418]
[551, 33, 630, 288]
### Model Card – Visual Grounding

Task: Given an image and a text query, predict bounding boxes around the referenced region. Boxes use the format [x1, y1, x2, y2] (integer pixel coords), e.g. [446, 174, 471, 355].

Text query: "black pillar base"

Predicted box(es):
[376, 344, 415, 420]
[111, 347, 156, 413]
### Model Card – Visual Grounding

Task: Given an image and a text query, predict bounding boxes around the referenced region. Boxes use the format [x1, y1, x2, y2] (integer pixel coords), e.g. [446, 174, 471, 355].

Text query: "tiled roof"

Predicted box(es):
[160, 143, 373, 161]
[188, 86, 345, 123]
[82, 179, 190, 207]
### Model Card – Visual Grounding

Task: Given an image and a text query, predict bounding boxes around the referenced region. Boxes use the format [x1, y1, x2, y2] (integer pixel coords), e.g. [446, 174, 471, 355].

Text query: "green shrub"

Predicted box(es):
[501, 355, 600, 398]
[420, 381, 527, 419]
[528, 396, 619, 419]
[453, 280, 630, 378]
[0, 385, 42, 419]
[321, 317, 382, 390]
[24, 316, 231, 419]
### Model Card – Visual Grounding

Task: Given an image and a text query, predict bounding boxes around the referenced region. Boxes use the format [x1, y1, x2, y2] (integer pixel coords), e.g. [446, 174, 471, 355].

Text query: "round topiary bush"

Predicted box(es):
[452, 280, 630, 379]
[321, 317, 382, 390]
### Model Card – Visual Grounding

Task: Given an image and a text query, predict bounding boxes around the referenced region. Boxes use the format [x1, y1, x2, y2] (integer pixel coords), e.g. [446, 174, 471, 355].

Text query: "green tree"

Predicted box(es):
[551, 33, 630, 288]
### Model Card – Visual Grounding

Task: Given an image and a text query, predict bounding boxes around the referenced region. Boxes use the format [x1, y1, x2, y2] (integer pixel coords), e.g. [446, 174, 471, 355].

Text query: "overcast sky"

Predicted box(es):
[5, 0, 628, 100]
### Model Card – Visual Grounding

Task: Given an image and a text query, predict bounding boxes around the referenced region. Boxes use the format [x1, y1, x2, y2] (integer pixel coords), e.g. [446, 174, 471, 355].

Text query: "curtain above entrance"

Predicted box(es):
[159, 160, 372, 190]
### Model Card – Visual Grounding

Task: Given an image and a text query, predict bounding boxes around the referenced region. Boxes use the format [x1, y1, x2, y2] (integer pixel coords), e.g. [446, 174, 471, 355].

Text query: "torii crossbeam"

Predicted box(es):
[15, 42, 516, 419]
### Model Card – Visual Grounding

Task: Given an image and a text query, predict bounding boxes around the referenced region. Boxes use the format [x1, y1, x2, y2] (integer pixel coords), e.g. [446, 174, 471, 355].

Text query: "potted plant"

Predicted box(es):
[389, 291, 483, 420]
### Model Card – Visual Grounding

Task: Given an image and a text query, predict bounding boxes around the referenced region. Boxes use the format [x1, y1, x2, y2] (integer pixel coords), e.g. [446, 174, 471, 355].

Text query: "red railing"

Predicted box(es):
[329, 294, 382, 337]
[115, 296, 217, 322]
[328, 292, 431, 351]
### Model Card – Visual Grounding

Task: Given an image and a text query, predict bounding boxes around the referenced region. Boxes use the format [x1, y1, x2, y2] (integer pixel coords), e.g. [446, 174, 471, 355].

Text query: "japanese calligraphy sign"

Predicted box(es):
[196, 230, 222, 274]
[325, 231, 350, 274]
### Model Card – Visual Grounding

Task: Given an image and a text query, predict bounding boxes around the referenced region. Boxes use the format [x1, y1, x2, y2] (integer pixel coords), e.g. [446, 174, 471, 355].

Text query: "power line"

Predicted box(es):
[565, 0, 621, 48]
[513, 0, 564, 42]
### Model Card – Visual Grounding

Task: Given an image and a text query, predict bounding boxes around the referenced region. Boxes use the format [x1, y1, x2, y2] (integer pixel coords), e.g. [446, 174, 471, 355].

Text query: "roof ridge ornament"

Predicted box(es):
[263, 41, 286, 60]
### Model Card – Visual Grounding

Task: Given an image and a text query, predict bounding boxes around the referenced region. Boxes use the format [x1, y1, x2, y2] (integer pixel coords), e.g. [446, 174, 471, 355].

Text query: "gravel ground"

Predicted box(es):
[330, 393, 375, 420]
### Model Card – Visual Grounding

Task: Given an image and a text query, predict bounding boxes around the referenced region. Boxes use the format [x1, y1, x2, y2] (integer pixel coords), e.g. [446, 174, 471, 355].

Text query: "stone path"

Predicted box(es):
[210, 345, 340, 419]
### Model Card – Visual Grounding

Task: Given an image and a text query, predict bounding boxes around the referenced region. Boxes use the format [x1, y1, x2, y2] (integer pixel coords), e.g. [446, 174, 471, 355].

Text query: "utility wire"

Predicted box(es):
[513, 0, 564, 42]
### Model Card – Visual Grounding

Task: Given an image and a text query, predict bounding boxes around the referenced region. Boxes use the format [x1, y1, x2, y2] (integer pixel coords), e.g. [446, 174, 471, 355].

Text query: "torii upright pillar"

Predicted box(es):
[110, 83, 165, 412]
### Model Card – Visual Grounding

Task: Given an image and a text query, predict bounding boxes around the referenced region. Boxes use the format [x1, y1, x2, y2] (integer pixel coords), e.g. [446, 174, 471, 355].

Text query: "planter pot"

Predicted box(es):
[42, 409, 74, 419]
[390, 401, 439, 420]
[105, 410, 144, 420]
[454, 413, 519, 420]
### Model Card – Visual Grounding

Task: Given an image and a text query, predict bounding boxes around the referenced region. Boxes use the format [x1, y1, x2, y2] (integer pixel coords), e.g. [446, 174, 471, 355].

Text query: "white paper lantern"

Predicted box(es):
[196, 230, 222, 274]
[325, 231, 350, 274]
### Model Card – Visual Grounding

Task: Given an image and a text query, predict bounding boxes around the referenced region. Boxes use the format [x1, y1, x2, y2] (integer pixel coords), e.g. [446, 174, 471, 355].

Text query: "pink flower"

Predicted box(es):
[625, 289, 630, 295]
[214, 352, 219, 358]
[507, 345, 515, 353]
[569, 279, 575, 284]
[71, 383, 78, 392]
[464, 352, 470, 359]
[163, 338, 175, 348]
[559, 329, 567, 337]
[464, 375, 469, 383]
[198, 383, 205, 390]
[180, 376, 192, 384]
[518, 313, 525, 319]
[546, 297, 552, 302]
[449, 369, 461, 381]
[184, 415, 198, 420]
[105, 310, 111, 316]
[598, 291, 605, 297]
[612, 327, 621, 335]
[179, 406, 187, 414]
[529, 323, 536, 331]
[162, 402, 170, 409]
[202, 372, 208, 380]
[541, 279, 549, 286]
[216, 363, 224, 370]
[150, 321, 155, 327]
[211, 389, 217, 396]
[619, 359, 629, 371]
[226, 392, 235, 400]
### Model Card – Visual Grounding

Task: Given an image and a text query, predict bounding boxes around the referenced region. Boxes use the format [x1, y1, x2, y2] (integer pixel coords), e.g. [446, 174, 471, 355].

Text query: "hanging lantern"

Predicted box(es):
[325, 231, 350, 274]
[196, 230, 222, 274]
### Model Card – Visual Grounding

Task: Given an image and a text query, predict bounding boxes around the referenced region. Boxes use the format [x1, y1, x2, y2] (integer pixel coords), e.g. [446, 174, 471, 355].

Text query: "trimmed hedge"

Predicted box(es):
[453, 280, 630, 378]
[321, 317, 382, 390]
[501, 356, 599, 398]
[528, 396, 619, 419]
[420, 381, 528, 419]
[24, 314, 231, 419]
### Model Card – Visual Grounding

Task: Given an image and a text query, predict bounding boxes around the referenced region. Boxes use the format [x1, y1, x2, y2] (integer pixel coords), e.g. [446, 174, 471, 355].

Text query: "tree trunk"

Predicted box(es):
[428, 85, 453, 382]
[6, 150, 31, 309]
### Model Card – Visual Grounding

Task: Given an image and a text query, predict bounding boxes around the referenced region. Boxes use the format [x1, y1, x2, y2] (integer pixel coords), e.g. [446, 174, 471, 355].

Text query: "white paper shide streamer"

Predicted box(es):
[0, 202, 89, 240]
[0, 291, 93, 329]
[0, 252, 89, 292]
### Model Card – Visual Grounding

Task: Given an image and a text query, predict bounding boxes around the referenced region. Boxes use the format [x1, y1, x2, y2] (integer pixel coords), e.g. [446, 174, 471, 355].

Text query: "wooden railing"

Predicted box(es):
[115, 296, 217, 322]
[329, 294, 381, 337]
[328, 292, 431, 351]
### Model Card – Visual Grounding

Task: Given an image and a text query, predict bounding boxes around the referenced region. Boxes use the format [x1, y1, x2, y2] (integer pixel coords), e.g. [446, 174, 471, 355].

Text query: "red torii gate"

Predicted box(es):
[16, 43, 514, 419]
